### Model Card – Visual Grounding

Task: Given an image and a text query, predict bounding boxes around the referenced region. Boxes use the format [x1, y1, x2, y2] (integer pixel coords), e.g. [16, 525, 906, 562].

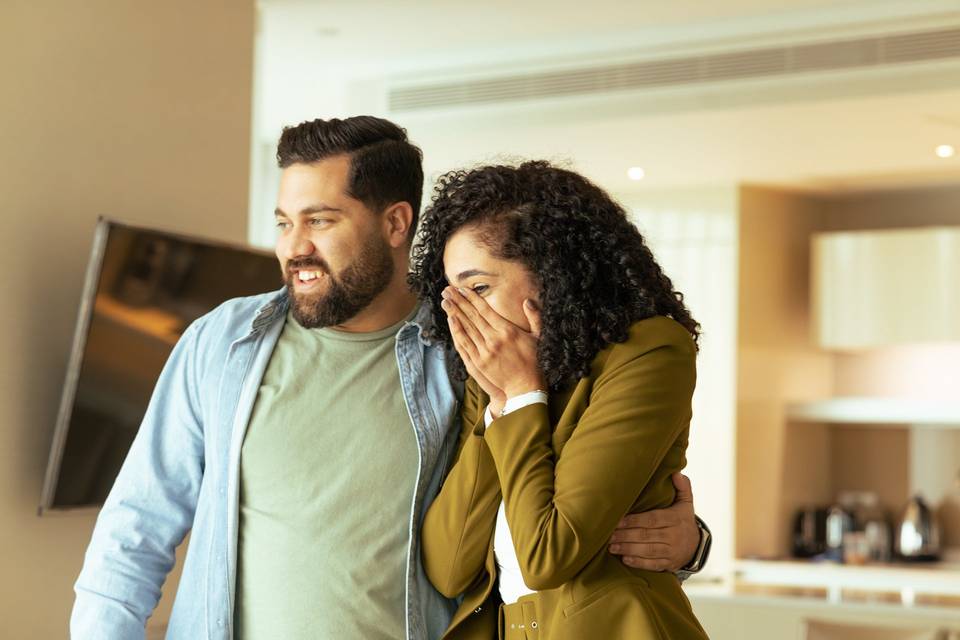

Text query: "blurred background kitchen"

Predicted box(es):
[3, 1, 960, 638]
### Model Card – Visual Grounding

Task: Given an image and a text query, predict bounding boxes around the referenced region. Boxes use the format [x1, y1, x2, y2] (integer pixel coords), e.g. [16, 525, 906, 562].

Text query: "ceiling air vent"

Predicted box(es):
[388, 26, 960, 112]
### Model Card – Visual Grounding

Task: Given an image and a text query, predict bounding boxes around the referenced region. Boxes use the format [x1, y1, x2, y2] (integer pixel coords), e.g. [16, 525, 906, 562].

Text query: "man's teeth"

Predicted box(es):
[298, 271, 322, 282]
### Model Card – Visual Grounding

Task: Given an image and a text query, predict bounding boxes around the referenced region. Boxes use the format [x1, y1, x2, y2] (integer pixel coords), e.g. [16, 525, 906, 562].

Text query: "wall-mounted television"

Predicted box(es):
[40, 218, 281, 513]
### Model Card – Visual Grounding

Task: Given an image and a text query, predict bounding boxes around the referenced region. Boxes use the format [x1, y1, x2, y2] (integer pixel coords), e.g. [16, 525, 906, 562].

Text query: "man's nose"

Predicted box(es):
[283, 225, 316, 260]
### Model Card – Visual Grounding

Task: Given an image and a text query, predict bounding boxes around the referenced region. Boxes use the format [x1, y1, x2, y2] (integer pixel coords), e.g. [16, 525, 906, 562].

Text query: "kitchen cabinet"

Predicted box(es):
[812, 227, 960, 349]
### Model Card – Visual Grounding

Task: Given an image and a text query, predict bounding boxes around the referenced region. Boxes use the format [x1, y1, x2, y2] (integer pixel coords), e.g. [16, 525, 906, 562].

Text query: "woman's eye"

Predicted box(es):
[471, 284, 489, 294]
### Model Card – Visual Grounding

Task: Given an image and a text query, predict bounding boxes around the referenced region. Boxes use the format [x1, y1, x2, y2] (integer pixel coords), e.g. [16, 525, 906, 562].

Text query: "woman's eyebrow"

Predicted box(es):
[452, 268, 497, 283]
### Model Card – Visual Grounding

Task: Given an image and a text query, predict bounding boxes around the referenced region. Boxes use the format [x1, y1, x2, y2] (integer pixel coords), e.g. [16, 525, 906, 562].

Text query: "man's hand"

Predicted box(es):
[607, 472, 699, 572]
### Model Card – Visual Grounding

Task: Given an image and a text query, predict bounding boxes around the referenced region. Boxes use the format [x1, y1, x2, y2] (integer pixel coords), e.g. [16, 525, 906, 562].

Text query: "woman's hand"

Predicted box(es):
[441, 286, 545, 415]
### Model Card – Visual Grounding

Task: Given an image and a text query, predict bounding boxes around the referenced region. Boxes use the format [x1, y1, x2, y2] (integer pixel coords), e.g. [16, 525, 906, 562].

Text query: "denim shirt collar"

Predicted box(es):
[404, 298, 440, 347]
[249, 287, 290, 335]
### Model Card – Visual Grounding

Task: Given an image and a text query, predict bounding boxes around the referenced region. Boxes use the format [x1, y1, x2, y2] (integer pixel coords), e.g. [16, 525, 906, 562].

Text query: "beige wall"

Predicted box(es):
[0, 1, 253, 635]
[736, 186, 833, 558]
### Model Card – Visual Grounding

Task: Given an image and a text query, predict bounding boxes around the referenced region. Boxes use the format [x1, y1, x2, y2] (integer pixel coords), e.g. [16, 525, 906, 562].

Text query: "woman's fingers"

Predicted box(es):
[447, 315, 479, 361]
[448, 315, 473, 355]
[451, 286, 508, 333]
[454, 331, 502, 399]
[462, 351, 499, 398]
[443, 298, 487, 354]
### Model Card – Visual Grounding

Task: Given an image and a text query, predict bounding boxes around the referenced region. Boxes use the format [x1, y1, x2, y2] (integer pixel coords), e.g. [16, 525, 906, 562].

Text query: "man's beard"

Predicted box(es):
[285, 236, 396, 329]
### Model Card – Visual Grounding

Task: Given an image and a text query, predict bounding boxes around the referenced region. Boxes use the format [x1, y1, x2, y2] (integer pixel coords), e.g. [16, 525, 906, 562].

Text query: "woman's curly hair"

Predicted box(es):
[408, 160, 700, 390]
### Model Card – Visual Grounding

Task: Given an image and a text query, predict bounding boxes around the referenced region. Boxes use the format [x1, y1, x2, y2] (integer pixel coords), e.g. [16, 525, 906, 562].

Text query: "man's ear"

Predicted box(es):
[382, 201, 414, 248]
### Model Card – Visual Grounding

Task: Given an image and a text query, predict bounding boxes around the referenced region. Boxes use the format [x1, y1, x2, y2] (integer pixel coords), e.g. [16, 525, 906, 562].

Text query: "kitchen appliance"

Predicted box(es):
[792, 507, 828, 558]
[858, 493, 892, 563]
[895, 495, 941, 561]
[825, 500, 855, 563]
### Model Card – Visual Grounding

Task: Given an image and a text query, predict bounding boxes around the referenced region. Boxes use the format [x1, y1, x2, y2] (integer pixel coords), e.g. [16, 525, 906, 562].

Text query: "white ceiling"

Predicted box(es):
[398, 76, 960, 195]
[259, 0, 844, 61]
[258, 0, 954, 66]
[254, 0, 960, 194]
[258, 0, 960, 81]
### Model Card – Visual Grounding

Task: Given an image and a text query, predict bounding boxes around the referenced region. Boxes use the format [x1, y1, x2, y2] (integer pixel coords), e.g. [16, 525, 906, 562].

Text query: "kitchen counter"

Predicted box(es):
[733, 558, 960, 600]
[685, 567, 960, 640]
[686, 579, 960, 614]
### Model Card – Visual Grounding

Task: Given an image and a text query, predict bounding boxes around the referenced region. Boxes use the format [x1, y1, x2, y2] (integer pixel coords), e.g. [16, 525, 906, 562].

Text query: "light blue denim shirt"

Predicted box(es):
[71, 288, 463, 640]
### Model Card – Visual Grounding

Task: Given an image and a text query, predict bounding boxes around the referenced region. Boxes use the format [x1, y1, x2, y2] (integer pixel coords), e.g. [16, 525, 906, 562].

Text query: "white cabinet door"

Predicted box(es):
[812, 227, 960, 349]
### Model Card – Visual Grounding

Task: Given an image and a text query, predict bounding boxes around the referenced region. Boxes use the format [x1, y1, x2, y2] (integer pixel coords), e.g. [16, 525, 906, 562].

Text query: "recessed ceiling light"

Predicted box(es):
[627, 167, 645, 181]
[935, 144, 955, 159]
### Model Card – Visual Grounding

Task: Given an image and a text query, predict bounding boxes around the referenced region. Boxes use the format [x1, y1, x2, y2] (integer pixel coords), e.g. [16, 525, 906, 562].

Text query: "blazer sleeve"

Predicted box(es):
[483, 324, 696, 591]
[421, 379, 502, 598]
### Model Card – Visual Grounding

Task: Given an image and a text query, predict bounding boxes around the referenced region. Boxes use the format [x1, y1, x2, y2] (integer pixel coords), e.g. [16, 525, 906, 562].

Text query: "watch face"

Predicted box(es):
[695, 529, 712, 570]
[685, 522, 712, 572]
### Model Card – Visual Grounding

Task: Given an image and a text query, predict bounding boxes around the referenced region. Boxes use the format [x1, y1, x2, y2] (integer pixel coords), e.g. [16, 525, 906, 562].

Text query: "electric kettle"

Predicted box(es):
[894, 495, 941, 561]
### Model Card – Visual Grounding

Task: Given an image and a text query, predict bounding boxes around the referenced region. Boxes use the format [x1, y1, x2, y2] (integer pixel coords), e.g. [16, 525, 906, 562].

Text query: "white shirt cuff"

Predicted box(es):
[483, 390, 548, 427]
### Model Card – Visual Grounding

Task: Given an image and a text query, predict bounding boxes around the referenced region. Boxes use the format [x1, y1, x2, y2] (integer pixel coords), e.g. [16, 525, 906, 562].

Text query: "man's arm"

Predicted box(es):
[607, 472, 711, 578]
[71, 318, 207, 638]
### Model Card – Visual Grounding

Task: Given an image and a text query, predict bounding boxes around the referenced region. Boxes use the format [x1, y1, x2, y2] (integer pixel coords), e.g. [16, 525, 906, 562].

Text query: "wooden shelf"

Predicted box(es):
[786, 397, 960, 427]
[736, 558, 960, 599]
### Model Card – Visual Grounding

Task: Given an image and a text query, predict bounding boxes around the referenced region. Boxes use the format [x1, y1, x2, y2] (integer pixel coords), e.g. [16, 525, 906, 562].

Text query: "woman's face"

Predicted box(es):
[442, 225, 540, 332]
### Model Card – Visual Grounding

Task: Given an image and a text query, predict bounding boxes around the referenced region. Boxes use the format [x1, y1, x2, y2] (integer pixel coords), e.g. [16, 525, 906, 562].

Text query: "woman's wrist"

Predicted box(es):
[503, 376, 546, 400]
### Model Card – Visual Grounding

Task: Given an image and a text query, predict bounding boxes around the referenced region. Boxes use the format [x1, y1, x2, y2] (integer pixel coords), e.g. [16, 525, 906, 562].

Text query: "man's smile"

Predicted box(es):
[288, 267, 330, 292]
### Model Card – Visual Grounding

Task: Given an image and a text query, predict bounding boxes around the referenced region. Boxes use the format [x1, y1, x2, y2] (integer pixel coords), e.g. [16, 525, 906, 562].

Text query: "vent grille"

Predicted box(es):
[389, 27, 960, 111]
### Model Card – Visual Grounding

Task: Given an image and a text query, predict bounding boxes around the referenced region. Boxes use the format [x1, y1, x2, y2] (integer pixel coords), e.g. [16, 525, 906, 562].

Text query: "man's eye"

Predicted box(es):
[310, 218, 332, 227]
[275, 221, 291, 230]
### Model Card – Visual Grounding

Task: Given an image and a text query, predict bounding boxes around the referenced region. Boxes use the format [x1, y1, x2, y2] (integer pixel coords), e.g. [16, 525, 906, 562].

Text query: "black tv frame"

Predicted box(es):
[39, 217, 275, 515]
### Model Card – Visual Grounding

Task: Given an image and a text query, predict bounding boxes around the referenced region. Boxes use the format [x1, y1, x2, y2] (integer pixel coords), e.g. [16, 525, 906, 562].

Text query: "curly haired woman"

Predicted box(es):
[408, 161, 709, 640]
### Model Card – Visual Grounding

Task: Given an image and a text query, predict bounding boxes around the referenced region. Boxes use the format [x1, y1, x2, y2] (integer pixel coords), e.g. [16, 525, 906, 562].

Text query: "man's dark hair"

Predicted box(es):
[276, 116, 424, 239]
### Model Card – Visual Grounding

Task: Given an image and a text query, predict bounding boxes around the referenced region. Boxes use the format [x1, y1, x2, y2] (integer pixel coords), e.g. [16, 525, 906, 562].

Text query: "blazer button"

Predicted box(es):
[474, 606, 482, 613]
[531, 621, 538, 629]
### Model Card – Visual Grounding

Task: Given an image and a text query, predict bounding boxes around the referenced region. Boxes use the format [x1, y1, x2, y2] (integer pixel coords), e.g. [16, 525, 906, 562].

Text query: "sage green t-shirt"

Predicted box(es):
[234, 310, 418, 639]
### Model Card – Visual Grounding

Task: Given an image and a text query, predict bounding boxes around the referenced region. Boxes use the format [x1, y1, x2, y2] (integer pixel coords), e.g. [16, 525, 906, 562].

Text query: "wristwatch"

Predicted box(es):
[676, 516, 712, 582]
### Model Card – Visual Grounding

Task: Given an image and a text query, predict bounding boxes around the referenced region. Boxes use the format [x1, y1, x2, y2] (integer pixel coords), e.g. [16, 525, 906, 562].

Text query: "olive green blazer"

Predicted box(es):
[421, 316, 709, 640]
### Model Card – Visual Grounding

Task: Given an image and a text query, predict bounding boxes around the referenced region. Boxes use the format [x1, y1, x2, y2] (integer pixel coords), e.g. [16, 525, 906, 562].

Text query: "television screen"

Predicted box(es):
[40, 218, 281, 512]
